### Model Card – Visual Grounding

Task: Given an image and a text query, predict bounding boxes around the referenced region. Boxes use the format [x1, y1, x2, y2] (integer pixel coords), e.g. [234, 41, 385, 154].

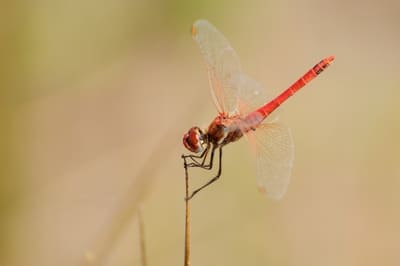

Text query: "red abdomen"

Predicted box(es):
[256, 55, 335, 119]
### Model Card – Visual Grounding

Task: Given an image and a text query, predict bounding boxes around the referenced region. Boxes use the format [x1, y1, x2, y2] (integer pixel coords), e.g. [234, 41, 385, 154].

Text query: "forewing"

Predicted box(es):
[250, 122, 294, 200]
[192, 20, 242, 113]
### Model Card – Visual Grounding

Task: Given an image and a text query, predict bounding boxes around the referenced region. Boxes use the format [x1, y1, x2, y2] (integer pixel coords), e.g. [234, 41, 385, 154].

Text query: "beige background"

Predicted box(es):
[2, 0, 400, 265]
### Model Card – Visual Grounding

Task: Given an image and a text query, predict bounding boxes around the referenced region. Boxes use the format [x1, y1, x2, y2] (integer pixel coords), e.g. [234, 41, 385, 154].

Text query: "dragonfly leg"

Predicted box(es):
[199, 145, 215, 169]
[182, 146, 207, 165]
[186, 144, 216, 169]
[186, 147, 222, 200]
[182, 145, 211, 167]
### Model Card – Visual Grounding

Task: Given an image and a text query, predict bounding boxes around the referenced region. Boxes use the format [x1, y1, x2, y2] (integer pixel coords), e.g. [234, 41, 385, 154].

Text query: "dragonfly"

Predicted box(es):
[182, 20, 334, 200]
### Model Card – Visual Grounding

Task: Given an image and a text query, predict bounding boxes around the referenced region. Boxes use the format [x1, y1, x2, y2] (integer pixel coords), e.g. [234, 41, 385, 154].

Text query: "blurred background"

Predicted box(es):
[2, 0, 400, 265]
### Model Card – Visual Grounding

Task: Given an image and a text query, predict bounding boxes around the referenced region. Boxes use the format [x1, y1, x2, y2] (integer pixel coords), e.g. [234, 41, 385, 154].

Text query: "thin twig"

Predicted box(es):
[183, 158, 191, 266]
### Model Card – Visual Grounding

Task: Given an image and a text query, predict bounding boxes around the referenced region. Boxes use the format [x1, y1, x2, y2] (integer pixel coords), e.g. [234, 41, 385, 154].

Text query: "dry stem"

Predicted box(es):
[183, 158, 191, 266]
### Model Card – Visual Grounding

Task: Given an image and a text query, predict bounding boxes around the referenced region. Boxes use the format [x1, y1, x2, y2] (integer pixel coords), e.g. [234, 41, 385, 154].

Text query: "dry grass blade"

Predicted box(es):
[138, 207, 147, 266]
[82, 99, 203, 266]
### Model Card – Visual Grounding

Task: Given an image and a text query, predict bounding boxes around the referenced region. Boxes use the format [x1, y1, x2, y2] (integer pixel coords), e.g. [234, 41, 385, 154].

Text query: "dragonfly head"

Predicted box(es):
[183, 127, 207, 153]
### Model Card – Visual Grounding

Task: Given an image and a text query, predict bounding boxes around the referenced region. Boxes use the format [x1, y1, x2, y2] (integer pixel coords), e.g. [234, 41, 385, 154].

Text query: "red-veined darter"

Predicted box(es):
[182, 20, 334, 200]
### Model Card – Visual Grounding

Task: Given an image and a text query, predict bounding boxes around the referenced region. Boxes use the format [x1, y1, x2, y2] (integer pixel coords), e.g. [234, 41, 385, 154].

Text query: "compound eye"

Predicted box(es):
[182, 127, 205, 153]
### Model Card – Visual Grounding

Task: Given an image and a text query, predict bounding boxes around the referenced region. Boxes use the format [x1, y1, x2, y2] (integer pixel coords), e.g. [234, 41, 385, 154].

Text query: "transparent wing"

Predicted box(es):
[192, 20, 274, 117]
[248, 122, 294, 200]
[233, 73, 272, 116]
[192, 20, 242, 113]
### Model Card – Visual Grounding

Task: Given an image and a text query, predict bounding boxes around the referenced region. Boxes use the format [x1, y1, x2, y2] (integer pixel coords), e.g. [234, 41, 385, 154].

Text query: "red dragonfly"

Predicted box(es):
[182, 20, 334, 200]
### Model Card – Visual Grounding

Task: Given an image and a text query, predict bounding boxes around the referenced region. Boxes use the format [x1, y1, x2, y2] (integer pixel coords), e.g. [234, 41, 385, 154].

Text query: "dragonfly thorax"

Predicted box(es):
[207, 114, 245, 146]
[183, 126, 208, 153]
